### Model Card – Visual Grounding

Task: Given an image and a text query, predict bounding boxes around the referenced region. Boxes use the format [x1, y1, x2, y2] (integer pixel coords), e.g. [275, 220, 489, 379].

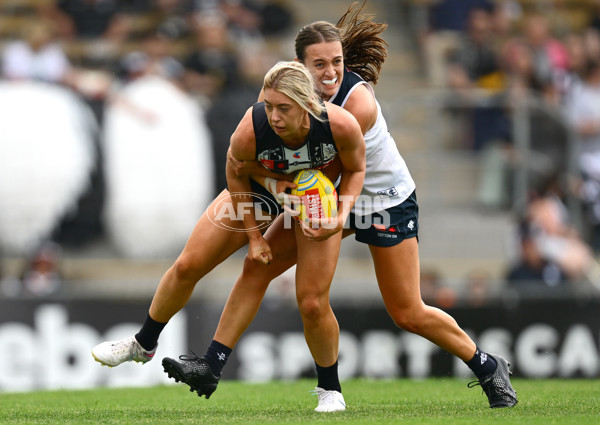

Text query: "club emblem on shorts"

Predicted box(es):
[373, 223, 397, 232]
[407, 220, 414, 230]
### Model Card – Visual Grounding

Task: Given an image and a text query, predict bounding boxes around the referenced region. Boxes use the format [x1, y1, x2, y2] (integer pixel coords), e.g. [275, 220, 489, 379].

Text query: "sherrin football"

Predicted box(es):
[291, 169, 338, 222]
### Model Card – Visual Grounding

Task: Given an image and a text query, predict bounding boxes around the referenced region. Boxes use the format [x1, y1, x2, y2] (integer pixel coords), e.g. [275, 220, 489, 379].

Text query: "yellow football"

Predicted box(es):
[291, 169, 338, 222]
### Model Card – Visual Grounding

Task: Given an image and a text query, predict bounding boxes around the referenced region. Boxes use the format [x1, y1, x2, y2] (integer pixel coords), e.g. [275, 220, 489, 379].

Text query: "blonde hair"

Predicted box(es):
[263, 61, 326, 121]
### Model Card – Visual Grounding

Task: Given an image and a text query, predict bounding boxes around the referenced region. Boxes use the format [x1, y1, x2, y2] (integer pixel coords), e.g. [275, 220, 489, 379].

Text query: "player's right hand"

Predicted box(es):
[248, 235, 273, 265]
[227, 148, 260, 176]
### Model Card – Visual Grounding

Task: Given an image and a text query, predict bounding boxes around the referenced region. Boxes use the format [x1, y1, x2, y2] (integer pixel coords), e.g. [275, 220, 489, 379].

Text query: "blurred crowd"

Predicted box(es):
[0, 0, 294, 267]
[3, 0, 600, 302]
[409, 0, 600, 302]
[1, 0, 294, 186]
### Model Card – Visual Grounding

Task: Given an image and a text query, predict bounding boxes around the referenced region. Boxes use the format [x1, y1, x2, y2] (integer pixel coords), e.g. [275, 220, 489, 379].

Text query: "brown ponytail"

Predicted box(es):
[336, 1, 388, 84]
[295, 1, 388, 84]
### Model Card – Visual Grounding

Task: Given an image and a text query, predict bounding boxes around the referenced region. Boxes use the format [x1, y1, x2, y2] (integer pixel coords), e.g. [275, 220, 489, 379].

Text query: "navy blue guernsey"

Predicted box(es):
[329, 67, 364, 108]
[251, 102, 337, 174]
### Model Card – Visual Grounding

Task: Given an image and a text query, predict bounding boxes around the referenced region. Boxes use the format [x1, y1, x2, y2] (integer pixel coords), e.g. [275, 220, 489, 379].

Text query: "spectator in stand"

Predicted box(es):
[111, 29, 185, 129]
[20, 242, 63, 297]
[587, 0, 600, 36]
[1, 19, 71, 84]
[41, 0, 132, 68]
[420, 268, 457, 310]
[562, 32, 588, 99]
[564, 58, 600, 252]
[216, 0, 286, 87]
[180, 11, 249, 190]
[118, 30, 184, 85]
[446, 6, 509, 151]
[418, 0, 494, 87]
[507, 180, 592, 287]
[506, 219, 569, 290]
[43, 0, 131, 42]
[477, 31, 571, 209]
[182, 12, 240, 105]
[150, 0, 194, 41]
[520, 13, 570, 97]
[219, 0, 263, 43]
[464, 269, 492, 307]
[258, 0, 294, 37]
[490, 0, 521, 44]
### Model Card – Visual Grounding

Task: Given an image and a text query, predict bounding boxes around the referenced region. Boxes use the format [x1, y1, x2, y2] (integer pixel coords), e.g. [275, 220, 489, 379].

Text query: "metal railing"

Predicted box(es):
[383, 88, 582, 229]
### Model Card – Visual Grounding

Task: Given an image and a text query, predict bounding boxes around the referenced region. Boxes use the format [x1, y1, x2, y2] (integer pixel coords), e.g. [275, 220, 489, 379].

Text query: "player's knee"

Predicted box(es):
[297, 296, 326, 322]
[171, 254, 203, 284]
[389, 308, 423, 334]
[239, 257, 271, 290]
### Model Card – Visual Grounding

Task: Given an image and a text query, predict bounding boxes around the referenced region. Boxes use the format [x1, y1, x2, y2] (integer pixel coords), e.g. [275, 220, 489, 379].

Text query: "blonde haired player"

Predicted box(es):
[93, 60, 365, 412]
[164, 2, 517, 411]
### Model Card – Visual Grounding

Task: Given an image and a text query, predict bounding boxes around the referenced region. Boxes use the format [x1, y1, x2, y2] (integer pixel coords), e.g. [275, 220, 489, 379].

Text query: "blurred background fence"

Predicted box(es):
[2, 0, 600, 391]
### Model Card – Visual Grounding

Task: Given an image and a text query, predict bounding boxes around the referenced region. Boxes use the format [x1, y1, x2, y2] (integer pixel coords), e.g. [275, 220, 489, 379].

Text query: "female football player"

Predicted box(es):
[161, 3, 517, 411]
[94, 3, 516, 411]
[94, 60, 365, 411]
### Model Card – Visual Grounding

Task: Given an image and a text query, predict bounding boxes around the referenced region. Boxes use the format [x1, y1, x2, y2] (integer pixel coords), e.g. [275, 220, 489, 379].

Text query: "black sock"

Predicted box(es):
[315, 361, 341, 393]
[465, 347, 497, 380]
[203, 340, 232, 377]
[135, 314, 167, 351]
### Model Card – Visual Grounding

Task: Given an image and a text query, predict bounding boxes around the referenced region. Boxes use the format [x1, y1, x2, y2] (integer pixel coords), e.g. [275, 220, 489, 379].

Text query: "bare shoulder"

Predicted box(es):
[230, 106, 256, 160]
[325, 102, 362, 140]
[343, 84, 377, 135]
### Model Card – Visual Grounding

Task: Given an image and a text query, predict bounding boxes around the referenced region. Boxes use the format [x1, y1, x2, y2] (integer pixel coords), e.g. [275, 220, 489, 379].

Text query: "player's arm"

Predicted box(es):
[327, 103, 366, 225]
[226, 107, 272, 264]
[300, 103, 366, 240]
[227, 147, 296, 181]
[342, 83, 377, 135]
[227, 147, 297, 205]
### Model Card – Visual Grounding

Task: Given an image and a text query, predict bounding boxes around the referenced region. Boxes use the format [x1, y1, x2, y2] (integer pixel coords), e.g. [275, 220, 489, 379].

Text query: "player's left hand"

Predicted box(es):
[298, 216, 343, 241]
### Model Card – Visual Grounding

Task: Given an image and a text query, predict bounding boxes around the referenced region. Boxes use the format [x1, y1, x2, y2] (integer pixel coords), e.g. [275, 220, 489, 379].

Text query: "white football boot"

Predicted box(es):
[92, 336, 156, 367]
[312, 387, 346, 412]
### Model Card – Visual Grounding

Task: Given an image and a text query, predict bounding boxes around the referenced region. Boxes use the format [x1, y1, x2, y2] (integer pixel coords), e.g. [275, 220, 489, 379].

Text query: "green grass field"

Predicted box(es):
[1, 378, 599, 424]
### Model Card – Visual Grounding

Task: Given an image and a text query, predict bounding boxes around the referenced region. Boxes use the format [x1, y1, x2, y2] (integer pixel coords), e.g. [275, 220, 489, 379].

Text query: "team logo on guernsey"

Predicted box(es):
[260, 159, 287, 170]
[322, 143, 337, 159]
[257, 143, 336, 173]
[377, 187, 399, 198]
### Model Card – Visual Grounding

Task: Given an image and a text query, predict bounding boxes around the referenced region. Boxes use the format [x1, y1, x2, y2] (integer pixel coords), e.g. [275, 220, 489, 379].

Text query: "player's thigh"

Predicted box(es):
[262, 214, 299, 267]
[369, 237, 422, 309]
[181, 189, 274, 267]
[241, 215, 299, 283]
[294, 225, 342, 299]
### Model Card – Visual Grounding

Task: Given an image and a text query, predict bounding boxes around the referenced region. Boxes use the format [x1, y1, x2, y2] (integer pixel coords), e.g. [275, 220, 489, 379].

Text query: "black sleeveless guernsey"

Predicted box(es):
[251, 102, 337, 174]
[249, 102, 338, 213]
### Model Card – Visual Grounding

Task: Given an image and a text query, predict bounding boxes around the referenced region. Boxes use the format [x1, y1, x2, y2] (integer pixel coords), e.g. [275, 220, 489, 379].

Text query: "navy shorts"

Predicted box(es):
[347, 190, 419, 247]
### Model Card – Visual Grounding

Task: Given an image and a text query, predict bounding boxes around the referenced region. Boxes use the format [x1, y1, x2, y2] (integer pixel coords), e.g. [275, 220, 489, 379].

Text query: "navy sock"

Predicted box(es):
[465, 347, 497, 380]
[315, 361, 341, 393]
[135, 314, 167, 351]
[203, 340, 233, 376]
